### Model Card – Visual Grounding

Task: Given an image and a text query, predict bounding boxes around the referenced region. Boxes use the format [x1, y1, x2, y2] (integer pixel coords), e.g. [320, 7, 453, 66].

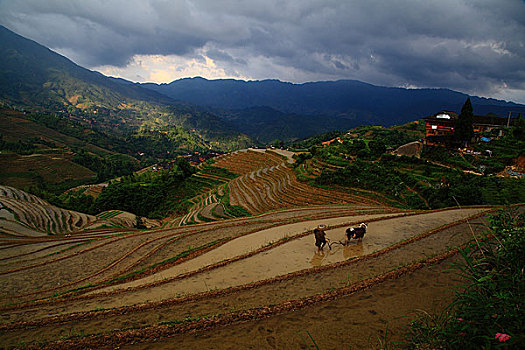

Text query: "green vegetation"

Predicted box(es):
[291, 123, 424, 165]
[405, 208, 524, 349]
[314, 154, 524, 209]
[298, 120, 524, 210]
[74, 159, 203, 218]
[72, 150, 139, 182]
[315, 157, 427, 208]
[346, 122, 425, 148]
[422, 145, 477, 170]
[512, 114, 525, 140]
[127, 123, 251, 157]
[473, 137, 525, 174]
[0, 108, 142, 191]
[0, 134, 39, 154]
[288, 130, 346, 151]
[218, 185, 251, 218]
[23, 111, 131, 155]
[26, 158, 203, 218]
[96, 210, 122, 219]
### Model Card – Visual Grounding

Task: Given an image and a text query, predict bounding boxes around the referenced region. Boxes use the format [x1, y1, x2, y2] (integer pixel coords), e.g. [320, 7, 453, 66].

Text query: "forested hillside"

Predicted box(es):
[0, 26, 252, 153]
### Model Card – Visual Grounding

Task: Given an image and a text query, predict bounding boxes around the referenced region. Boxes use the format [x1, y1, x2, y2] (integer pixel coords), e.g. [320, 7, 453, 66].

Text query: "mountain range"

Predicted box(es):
[1, 25, 524, 145]
[143, 77, 525, 127]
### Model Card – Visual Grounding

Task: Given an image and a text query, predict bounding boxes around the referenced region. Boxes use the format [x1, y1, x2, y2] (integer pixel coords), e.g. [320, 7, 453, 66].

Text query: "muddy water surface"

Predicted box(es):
[85, 208, 486, 311]
[96, 213, 399, 294]
[0, 212, 489, 334]
[125, 256, 464, 350]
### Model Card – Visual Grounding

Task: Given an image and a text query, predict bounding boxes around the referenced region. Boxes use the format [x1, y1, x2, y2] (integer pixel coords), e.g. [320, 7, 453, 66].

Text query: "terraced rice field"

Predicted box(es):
[182, 149, 387, 223]
[0, 186, 97, 236]
[0, 186, 156, 236]
[0, 198, 500, 348]
[0, 149, 511, 349]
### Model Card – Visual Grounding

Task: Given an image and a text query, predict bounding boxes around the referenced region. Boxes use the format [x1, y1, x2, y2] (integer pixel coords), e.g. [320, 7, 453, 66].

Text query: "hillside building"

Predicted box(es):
[423, 111, 516, 146]
[321, 137, 343, 147]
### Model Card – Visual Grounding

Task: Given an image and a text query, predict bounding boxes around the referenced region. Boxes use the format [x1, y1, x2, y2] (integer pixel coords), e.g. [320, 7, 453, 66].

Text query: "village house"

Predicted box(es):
[423, 111, 517, 146]
[321, 137, 343, 147]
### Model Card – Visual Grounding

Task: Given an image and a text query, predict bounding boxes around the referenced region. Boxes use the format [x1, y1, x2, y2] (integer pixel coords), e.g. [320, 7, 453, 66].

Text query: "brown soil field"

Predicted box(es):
[0, 110, 112, 155]
[0, 152, 96, 188]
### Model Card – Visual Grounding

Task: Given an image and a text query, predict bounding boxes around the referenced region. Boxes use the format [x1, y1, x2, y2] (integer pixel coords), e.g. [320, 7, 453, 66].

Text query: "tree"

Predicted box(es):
[454, 98, 475, 146]
[368, 140, 386, 157]
[512, 113, 525, 141]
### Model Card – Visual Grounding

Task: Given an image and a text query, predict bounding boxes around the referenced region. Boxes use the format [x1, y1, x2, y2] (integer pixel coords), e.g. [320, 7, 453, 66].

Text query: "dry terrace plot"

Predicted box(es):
[0, 110, 112, 155]
[213, 149, 387, 215]
[213, 149, 285, 175]
[0, 152, 96, 189]
[173, 148, 385, 226]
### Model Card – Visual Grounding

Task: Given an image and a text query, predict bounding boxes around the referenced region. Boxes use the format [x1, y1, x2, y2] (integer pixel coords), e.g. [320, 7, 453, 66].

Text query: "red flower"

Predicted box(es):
[495, 333, 511, 342]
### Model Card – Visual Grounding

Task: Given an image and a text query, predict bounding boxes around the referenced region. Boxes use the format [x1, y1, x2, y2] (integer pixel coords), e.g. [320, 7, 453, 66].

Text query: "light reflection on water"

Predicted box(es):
[309, 241, 364, 266]
[343, 241, 364, 259]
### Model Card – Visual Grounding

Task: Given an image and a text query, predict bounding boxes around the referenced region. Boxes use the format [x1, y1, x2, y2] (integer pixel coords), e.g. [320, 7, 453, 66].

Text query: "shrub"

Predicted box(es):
[405, 208, 525, 349]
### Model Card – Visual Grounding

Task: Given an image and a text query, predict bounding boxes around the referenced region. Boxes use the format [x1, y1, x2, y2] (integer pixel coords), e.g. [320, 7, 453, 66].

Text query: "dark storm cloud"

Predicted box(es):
[0, 0, 210, 66]
[0, 0, 524, 101]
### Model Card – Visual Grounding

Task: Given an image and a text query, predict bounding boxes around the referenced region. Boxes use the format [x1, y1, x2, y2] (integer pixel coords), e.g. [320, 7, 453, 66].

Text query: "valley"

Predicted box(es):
[1, 103, 523, 349]
[0, 23, 523, 349]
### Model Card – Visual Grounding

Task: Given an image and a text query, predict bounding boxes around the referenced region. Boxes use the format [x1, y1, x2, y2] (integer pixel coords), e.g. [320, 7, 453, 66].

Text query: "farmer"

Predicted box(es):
[314, 224, 328, 251]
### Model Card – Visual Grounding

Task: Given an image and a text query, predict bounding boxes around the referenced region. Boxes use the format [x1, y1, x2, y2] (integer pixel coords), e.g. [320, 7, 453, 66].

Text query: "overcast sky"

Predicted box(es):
[1, 0, 524, 103]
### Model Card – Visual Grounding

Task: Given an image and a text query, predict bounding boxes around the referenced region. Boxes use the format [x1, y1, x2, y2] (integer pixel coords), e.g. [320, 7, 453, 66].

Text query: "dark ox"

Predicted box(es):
[345, 223, 368, 244]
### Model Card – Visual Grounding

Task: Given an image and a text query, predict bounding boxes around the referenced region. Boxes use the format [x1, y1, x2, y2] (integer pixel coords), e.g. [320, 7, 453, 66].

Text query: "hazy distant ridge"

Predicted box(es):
[143, 77, 525, 126]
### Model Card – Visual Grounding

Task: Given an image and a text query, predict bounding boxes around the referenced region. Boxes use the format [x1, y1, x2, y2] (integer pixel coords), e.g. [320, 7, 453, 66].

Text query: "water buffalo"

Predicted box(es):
[345, 223, 368, 244]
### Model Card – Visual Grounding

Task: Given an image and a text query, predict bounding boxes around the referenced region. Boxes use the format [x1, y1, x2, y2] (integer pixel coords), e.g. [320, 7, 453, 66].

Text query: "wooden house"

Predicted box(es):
[423, 111, 457, 146]
[423, 111, 516, 146]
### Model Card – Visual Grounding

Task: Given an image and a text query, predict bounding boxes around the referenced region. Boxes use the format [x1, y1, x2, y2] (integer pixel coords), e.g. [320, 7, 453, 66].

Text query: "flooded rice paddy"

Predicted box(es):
[90, 208, 487, 309]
